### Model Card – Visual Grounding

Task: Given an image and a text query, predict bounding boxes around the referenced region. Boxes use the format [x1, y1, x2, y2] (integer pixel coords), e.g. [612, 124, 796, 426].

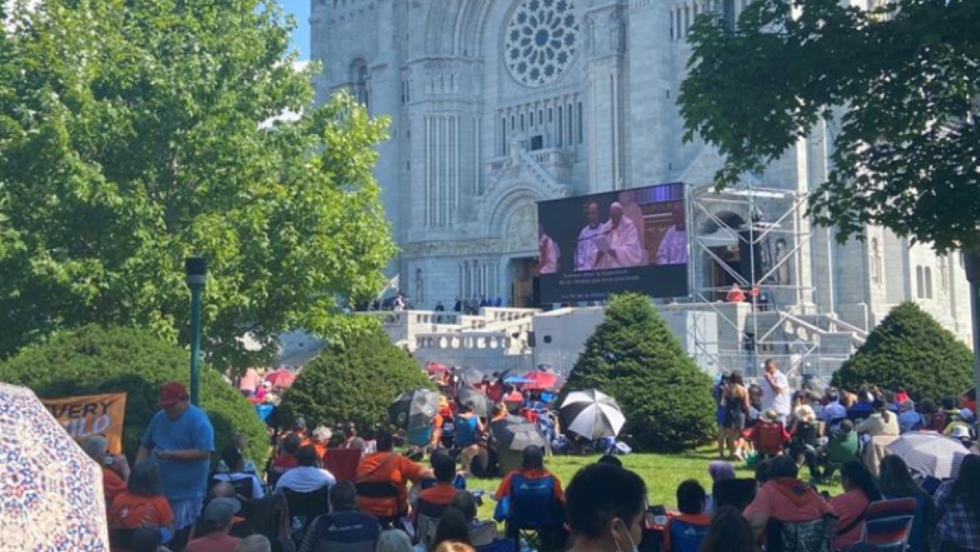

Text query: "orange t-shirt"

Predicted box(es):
[355, 452, 425, 517]
[494, 468, 564, 503]
[103, 468, 127, 505]
[418, 482, 459, 507]
[314, 443, 328, 461]
[108, 491, 175, 529]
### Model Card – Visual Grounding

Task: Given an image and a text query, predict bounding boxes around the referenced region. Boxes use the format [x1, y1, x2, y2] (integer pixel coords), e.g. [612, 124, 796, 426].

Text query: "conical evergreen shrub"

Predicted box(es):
[279, 322, 434, 429]
[563, 293, 715, 451]
[832, 302, 974, 403]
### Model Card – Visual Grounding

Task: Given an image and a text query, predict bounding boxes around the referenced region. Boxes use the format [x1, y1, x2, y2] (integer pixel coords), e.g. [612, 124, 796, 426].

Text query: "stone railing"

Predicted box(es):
[529, 148, 575, 170]
[414, 332, 521, 352]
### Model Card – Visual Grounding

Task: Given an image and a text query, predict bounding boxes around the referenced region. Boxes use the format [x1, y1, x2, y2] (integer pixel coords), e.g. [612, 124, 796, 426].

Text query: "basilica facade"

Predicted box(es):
[310, 0, 973, 344]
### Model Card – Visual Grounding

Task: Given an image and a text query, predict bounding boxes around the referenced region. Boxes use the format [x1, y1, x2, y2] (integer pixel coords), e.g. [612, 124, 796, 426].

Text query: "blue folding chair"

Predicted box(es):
[302, 510, 382, 552]
[505, 474, 563, 552]
[666, 517, 710, 552]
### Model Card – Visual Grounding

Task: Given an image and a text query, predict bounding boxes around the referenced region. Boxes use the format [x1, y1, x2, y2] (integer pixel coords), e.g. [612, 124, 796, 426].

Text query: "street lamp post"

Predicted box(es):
[964, 252, 980, 411]
[185, 257, 208, 407]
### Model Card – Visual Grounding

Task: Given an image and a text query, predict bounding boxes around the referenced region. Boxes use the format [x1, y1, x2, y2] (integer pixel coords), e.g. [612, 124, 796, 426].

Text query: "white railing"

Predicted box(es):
[415, 332, 522, 352]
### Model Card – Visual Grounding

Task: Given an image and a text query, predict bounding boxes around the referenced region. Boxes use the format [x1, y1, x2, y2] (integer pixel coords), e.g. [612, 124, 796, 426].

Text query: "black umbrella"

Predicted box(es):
[455, 366, 486, 387]
[491, 415, 547, 452]
[389, 388, 440, 431]
[456, 385, 490, 417]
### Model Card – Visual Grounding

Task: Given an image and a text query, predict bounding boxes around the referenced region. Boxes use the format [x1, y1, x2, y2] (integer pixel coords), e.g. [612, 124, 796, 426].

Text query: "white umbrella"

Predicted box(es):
[0, 383, 110, 550]
[560, 389, 626, 440]
[887, 432, 971, 479]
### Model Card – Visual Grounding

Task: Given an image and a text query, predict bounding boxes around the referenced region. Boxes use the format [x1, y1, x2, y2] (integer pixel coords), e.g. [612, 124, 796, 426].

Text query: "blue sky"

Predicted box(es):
[276, 0, 311, 60]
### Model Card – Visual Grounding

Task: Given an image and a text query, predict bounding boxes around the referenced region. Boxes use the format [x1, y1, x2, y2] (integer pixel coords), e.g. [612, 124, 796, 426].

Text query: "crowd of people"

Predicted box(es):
[712, 360, 977, 475]
[80, 360, 980, 552]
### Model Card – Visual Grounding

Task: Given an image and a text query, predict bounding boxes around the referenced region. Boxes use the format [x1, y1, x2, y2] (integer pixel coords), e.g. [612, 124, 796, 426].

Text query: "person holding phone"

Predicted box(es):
[136, 382, 215, 547]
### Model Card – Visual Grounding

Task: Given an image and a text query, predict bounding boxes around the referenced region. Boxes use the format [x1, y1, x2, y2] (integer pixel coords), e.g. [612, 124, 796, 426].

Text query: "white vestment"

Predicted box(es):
[656, 226, 688, 265]
[539, 235, 561, 274]
[595, 217, 644, 270]
[575, 224, 605, 272]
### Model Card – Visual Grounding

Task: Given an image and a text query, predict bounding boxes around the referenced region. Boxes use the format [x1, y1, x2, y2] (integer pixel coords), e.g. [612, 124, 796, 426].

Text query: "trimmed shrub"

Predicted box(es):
[563, 293, 716, 451]
[0, 324, 269, 465]
[832, 302, 974, 403]
[279, 322, 434, 429]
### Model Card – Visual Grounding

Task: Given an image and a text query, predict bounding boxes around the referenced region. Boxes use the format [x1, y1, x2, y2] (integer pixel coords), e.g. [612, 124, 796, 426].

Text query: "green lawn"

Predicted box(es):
[463, 449, 842, 521]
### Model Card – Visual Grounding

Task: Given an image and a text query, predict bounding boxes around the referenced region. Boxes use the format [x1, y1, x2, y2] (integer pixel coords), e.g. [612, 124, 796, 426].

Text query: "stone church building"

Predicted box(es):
[310, 0, 973, 345]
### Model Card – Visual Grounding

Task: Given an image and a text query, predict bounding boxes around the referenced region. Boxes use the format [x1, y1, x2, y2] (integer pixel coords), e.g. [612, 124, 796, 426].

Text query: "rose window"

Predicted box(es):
[504, 0, 579, 87]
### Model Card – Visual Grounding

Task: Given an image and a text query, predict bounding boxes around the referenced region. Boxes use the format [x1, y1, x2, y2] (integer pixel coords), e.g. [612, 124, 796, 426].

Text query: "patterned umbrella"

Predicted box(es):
[456, 386, 490, 417]
[0, 383, 110, 551]
[887, 431, 971, 479]
[389, 388, 440, 431]
[491, 415, 547, 452]
[560, 389, 626, 440]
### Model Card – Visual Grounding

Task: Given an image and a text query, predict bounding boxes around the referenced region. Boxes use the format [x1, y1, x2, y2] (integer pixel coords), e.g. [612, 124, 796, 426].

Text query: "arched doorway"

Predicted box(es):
[698, 211, 748, 300]
[501, 203, 539, 308]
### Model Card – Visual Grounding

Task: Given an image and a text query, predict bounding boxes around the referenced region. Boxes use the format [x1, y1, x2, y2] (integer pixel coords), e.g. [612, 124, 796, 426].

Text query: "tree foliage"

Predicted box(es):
[680, 0, 980, 252]
[278, 320, 435, 430]
[0, 0, 396, 366]
[0, 324, 269, 465]
[563, 293, 716, 452]
[832, 302, 974, 403]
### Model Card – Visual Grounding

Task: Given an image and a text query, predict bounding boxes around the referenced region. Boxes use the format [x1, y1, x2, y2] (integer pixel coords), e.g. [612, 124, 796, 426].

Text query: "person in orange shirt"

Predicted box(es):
[81, 435, 130, 507]
[417, 450, 460, 510]
[356, 429, 434, 518]
[494, 445, 564, 504]
[312, 426, 332, 461]
[108, 462, 175, 551]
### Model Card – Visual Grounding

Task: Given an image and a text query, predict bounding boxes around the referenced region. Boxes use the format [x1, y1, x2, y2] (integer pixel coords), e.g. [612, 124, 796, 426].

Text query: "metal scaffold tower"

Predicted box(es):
[683, 182, 829, 379]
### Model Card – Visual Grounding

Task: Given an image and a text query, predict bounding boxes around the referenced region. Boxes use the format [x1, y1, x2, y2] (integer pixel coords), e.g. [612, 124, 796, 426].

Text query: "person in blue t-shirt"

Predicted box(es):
[455, 402, 485, 476]
[137, 381, 215, 545]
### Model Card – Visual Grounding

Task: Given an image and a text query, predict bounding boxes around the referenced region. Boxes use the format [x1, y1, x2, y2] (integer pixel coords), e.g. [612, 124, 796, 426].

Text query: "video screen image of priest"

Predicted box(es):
[537, 182, 689, 303]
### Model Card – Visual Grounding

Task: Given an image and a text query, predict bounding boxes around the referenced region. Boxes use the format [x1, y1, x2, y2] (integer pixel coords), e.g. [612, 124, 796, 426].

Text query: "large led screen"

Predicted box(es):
[537, 182, 689, 303]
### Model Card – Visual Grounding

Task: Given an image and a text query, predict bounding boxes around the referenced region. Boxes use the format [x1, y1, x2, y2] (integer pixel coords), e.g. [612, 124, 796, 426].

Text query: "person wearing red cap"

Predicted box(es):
[136, 381, 215, 547]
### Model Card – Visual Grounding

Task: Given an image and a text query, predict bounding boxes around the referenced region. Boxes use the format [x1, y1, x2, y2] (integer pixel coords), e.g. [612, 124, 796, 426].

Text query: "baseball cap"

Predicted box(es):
[204, 497, 242, 526]
[158, 382, 189, 407]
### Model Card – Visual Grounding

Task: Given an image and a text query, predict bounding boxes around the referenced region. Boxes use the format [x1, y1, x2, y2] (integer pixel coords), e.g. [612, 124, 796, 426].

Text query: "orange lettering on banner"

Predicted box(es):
[41, 393, 128, 454]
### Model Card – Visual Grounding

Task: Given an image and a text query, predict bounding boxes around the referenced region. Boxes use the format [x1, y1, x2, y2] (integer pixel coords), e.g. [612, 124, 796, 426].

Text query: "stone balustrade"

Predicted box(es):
[415, 332, 521, 352]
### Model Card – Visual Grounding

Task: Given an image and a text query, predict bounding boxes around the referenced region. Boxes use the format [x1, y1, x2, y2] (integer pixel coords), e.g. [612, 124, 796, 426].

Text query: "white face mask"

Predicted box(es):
[615, 519, 639, 552]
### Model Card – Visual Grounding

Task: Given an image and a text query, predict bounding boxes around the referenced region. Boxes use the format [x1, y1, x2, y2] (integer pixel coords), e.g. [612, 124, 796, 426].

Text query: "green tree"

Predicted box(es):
[0, 0, 396, 366]
[278, 320, 435, 430]
[679, 0, 979, 252]
[563, 293, 715, 452]
[832, 302, 974, 403]
[0, 325, 269, 465]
